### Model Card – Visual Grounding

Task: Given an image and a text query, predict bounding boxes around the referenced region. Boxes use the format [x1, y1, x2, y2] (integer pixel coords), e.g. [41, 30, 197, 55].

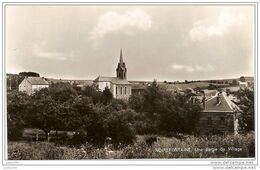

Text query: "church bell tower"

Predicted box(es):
[116, 48, 127, 79]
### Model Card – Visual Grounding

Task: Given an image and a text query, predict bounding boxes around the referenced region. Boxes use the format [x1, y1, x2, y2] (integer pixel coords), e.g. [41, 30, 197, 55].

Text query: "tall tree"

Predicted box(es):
[25, 89, 64, 141]
[49, 82, 78, 102]
[102, 87, 113, 104]
[235, 88, 254, 132]
[7, 91, 30, 140]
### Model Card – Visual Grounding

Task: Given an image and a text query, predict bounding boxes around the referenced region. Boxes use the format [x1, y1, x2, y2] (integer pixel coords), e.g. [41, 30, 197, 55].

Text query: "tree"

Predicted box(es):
[70, 96, 107, 146]
[232, 80, 239, 86]
[102, 87, 113, 104]
[208, 83, 217, 90]
[79, 85, 102, 104]
[235, 88, 254, 132]
[18, 72, 40, 77]
[104, 109, 136, 145]
[49, 82, 78, 102]
[156, 93, 201, 134]
[7, 91, 30, 140]
[137, 80, 201, 135]
[25, 89, 64, 141]
[240, 76, 246, 82]
[129, 93, 144, 112]
[142, 80, 162, 115]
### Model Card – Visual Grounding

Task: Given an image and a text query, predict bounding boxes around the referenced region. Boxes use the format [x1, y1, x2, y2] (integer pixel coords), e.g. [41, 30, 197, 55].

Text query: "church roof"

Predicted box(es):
[94, 76, 131, 85]
[202, 92, 237, 112]
[26, 77, 49, 85]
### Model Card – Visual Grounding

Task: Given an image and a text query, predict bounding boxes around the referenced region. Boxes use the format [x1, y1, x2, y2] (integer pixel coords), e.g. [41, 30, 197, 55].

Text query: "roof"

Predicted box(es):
[26, 77, 49, 85]
[202, 92, 236, 112]
[94, 76, 131, 85]
[203, 90, 218, 97]
[131, 83, 147, 90]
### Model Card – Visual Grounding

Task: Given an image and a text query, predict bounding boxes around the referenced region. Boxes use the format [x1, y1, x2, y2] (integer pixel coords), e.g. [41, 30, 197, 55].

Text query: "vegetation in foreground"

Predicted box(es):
[8, 133, 255, 160]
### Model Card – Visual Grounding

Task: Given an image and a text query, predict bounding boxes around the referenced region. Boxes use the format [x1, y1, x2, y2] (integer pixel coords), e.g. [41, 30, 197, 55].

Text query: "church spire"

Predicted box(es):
[119, 48, 123, 64]
[116, 48, 127, 80]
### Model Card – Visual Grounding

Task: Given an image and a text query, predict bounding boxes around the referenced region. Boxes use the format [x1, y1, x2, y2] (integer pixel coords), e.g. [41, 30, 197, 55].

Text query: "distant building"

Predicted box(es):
[131, 83, 147, 95]
[19, 77, 49, 95]
[196, 92, 239, 135]
[238, 81, 248, 89]
[94, 49, 132, 100]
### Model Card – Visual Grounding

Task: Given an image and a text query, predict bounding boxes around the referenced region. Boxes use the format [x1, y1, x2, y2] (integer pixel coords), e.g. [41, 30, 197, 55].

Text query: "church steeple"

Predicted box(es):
[116, 48, 127, 79]
[120, 48, 123, 65]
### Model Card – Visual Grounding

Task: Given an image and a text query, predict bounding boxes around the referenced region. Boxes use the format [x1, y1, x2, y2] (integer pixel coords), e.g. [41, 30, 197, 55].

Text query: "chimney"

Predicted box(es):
[216, 93, 221, 104]
[202, 96, 206, 110]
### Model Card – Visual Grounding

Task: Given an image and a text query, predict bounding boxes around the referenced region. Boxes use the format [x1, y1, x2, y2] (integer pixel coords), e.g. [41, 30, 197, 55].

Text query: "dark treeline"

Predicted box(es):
[6, 81, 206, 147]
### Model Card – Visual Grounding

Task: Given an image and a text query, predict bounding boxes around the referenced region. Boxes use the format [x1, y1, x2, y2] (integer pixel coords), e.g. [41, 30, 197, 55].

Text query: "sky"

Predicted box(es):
[6, 5, 254, 81]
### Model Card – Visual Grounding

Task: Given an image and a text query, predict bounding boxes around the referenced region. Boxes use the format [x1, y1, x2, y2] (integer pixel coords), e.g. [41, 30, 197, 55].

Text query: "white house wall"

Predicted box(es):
[97, 81, 111, 91]
[19, 79, 32, 95]
[32, 85, 49, 93]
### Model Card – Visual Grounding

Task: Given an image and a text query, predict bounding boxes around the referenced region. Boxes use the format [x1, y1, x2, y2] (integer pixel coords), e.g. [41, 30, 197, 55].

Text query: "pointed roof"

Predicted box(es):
[119, 48, 123, 64]
[202, 92, 236, 112]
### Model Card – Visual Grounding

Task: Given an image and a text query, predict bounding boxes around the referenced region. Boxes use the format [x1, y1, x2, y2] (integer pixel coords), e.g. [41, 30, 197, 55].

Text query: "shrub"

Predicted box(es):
[104, 109, 137, 145]
[8, 142, 64, 160]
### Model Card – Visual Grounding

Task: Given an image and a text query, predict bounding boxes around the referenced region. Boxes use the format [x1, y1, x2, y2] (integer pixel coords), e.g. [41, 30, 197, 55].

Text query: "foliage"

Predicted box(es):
[24, 88, 68, 139]
[130, 80, 201, 134]
[102, 86, 113, 104]
[235, 88, 254, 132]
[104, 109, 137, 145]
[7, 91, 30, 140]
[18, 72, 40, 77]
[129, 93, 144, 112]
[49, 82, 78, 102]
[240, 76, 246, 82]
[232, 80, 239, 86]
[8, 133, 255, 159]
[79, 85, 102, 104]
[8, 142, 63, 160]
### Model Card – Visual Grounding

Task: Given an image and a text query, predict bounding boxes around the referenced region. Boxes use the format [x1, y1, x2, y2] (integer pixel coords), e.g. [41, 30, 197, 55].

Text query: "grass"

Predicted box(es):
[8, 133, 255, 160]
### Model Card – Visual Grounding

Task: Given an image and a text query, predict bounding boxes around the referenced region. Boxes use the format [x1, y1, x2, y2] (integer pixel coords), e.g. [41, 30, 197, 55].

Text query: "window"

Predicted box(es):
[125, 87, 127, 95]
[121, 87, 123, 95]
[116, 87, 118, 95]
[106, 83, 108, 87]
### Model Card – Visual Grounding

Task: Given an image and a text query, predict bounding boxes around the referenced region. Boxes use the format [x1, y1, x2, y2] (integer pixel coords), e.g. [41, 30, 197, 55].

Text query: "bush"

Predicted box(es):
[7, 119, 24, 141]
[104, 109, 137, 145]
[8, 133, 255, 159]
[70, 131, 87, 147]
[8, 142, 64, 160]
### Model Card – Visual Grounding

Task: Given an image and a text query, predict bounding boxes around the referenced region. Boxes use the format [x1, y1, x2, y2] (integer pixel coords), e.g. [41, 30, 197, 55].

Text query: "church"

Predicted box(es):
[94, 49, 132, 100]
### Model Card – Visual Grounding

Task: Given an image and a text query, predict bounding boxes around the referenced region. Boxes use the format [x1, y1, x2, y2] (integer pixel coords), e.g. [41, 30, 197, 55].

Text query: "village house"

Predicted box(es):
[94, 49, 132, 100]
[18, 77, 49, 95]
[238, 81, 248, 89]
[196, 92, 239, 135]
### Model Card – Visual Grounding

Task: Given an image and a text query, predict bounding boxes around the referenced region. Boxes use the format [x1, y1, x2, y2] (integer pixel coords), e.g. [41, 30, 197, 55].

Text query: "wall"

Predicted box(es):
[115, 85, 132, 100]
[196, 111, 235, 135]
[31, 85, 49, 94]
[97, 81, 111, 91]
[19, 79, 32, 95]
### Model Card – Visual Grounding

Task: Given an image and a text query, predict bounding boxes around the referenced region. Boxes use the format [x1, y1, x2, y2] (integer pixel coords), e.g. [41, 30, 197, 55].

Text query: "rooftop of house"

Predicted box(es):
[94, 76, 131, 85]
[131, 83, 148, 90]
[202, 92, 238, 112]
[26, 77, 49, 85]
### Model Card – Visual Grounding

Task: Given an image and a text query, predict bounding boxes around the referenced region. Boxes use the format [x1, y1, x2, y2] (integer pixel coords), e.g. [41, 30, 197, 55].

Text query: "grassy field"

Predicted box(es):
[8, 133, 255, 160]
